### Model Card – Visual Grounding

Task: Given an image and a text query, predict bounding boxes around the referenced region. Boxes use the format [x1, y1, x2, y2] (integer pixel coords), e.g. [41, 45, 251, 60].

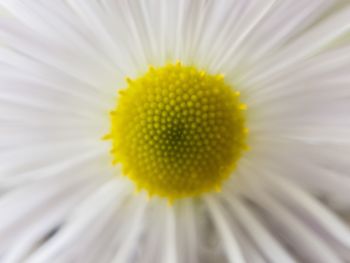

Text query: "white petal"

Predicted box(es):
[244, 3, 350, 85]
[0, 18, 116, 87]
[175, 200, 200, 263]
[242, 178, 344, 263]
[0, 173, 102, 254]
[162, 205, 178, 263]
[205, 196, 246, 263]
[261, 172, 350, 250]
[224, 197, 297, 263]
[25, 179, 130, 263]
[1, 178, 102, 263]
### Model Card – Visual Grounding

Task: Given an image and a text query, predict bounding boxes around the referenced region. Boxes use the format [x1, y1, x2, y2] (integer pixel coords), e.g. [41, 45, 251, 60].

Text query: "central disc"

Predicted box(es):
[108, 63, 247, 200]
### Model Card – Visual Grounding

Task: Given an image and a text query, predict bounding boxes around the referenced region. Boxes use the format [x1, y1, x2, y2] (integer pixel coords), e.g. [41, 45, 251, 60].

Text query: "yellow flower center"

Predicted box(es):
[107, 63, 248, 201]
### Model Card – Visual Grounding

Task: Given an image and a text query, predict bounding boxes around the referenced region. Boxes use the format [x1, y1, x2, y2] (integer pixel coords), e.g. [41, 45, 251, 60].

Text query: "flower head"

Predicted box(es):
[0, 1, 350, 263]
[108, 63, 247, 199]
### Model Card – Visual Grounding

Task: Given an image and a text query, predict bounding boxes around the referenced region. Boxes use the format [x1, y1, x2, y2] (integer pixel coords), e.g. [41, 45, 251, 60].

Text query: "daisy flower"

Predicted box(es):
[1, 0, 350, 262]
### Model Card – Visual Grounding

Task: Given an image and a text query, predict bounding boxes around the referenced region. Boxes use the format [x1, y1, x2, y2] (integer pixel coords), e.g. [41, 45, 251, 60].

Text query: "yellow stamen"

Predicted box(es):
[107, 63, 248, 200]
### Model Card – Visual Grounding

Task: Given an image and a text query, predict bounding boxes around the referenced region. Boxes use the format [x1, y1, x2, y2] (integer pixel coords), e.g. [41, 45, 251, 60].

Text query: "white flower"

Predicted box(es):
[1, 0, 350, 263]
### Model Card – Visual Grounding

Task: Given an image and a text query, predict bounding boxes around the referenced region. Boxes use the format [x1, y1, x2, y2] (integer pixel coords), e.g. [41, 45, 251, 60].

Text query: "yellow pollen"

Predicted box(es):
[107, 63, 248, 200]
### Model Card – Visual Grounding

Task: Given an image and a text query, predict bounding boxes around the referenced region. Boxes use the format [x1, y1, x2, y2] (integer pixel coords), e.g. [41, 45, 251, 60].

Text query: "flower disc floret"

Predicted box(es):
[108, 63, 248, 200]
